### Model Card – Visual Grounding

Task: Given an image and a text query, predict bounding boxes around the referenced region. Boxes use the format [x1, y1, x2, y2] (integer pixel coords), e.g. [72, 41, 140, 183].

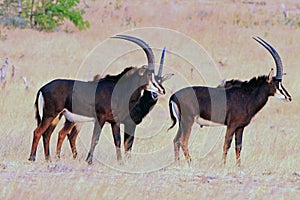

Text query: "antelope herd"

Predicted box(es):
[28, 35, 292, 167]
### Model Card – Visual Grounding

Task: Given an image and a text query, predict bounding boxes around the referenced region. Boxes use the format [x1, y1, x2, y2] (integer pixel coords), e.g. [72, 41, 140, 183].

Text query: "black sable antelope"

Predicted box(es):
[168, 37, 292, 166]
[54, 80, 162, 160]
[29, 35, 173, 164]
[55, 67, 169, 159]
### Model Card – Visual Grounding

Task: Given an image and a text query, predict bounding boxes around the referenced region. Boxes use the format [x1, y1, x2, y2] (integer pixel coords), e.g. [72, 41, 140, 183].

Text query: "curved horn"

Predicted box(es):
[111, 35, 155, 71]
[157, 46, 166, 78]
[253, 37, 283, 80]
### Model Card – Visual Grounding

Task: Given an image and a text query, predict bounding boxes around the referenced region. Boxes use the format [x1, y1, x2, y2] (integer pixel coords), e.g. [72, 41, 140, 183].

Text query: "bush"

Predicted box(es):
[24, 0, 90, 31]
[0, 0, 90, 31]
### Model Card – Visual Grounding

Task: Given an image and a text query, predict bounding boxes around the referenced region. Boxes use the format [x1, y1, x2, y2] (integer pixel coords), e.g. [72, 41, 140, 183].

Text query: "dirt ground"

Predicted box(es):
[0, 0, 299, 199]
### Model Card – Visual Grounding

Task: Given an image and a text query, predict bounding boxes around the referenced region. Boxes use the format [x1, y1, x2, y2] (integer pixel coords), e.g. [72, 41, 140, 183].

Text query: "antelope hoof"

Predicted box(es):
[28, 156, 36, 162]
[187, 160, 192, 168]
[86, 153, 93, 165]
[124, 152, 132, 160]
[73, 152, 78, 159]
[118, 159, 124, 166]
[45, 156, 52, 162]
[236, 160, 241, 167]
[221, 158, 226, 167]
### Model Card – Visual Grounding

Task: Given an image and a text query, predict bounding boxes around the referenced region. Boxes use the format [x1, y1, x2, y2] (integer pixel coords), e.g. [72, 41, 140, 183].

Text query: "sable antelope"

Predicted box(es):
[168, 37, 292, 167]
[29, 35, 173, 164]
[55, 67, 169, 159]
[55, 84, 161, 160]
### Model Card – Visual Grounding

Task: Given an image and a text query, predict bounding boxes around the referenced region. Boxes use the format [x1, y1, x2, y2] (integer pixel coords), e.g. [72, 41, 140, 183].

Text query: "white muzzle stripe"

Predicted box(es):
[275, 82, 291, 102]
[147, 73, 164, 95]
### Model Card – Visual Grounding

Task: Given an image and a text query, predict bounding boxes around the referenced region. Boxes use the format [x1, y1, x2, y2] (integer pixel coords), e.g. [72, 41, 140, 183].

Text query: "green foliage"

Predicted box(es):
[22, 0, 90, 31]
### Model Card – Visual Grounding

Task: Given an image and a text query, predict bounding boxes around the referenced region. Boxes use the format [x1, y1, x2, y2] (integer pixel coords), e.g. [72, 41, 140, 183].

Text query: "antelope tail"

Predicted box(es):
[34, 91, 44, 126]
[168, 95, 181, 131]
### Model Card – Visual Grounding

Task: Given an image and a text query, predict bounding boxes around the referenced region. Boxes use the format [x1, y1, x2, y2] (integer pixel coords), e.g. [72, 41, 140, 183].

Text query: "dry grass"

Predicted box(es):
[0, 0, 299, 199]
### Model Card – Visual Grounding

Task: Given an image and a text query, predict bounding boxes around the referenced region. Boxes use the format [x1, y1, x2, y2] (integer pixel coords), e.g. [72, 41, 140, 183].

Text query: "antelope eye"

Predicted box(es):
[151, 92, 158, 99]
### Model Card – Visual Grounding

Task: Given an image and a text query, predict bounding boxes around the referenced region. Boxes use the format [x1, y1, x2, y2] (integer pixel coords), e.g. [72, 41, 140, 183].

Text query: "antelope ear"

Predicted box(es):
[138, 66, 147, 76]
[161, 73, 174, 82]
[267, 68, 274, 83]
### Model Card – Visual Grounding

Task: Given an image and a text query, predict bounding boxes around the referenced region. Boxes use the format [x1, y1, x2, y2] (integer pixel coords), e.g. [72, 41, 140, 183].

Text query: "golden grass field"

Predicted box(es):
[0, 0, 300, 199]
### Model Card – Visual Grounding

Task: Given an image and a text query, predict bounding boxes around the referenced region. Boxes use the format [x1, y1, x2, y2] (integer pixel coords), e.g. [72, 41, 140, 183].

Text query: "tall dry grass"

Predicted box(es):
[0, 0, 299, 199]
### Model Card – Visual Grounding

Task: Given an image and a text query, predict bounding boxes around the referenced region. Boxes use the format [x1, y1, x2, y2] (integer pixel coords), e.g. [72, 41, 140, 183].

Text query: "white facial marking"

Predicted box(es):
[275, 89, 289, 102]
[275, 82, 289, 102]
[195, 116, 224, 127]
[146, 73, 164, 95]
[147, 81, 158, 93]
[62, 109, 95, 122]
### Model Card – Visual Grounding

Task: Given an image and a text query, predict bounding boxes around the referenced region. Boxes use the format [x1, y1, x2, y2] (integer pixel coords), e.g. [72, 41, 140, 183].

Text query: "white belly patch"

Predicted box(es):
[62, 109, 95, 122]
[195, 116, 224, 127]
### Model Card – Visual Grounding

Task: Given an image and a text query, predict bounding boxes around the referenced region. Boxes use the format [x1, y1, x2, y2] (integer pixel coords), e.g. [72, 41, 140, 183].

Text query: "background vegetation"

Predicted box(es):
[0, 0, 299, 199]
[0, 0, 89, 31]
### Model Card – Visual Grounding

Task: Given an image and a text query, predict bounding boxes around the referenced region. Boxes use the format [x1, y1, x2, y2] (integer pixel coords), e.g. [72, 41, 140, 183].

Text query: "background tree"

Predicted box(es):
[0, 0, 90, 31]
[23, 0, 90, 31]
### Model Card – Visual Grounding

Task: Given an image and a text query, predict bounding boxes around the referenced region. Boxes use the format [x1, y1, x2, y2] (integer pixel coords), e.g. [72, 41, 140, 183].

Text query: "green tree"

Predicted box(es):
[22, 0, 90, 31]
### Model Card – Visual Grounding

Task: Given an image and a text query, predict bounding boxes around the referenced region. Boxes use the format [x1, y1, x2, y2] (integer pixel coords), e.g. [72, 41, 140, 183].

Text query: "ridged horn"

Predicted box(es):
[253, 37, 283, 80]
[111, 34, 155, 71]
[157, 46, 166, 79]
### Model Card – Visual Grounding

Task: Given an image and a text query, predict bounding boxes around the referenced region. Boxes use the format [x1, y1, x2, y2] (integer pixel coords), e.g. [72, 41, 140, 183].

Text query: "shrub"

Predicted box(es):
[0, 0, 90, 31]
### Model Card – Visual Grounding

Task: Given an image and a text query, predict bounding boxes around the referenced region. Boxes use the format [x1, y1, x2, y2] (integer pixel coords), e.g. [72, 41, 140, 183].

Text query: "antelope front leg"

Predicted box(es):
[111, 122, 122, 162]
[124, 123, 136, 159]
[222, 126, 236, 165]
[235, 127, 244, 167]
[86, 120, 104, 165]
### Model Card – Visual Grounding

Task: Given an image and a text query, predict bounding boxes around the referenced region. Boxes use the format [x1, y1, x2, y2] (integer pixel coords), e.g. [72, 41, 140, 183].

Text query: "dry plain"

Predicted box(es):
[0, 0, 299, 199]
